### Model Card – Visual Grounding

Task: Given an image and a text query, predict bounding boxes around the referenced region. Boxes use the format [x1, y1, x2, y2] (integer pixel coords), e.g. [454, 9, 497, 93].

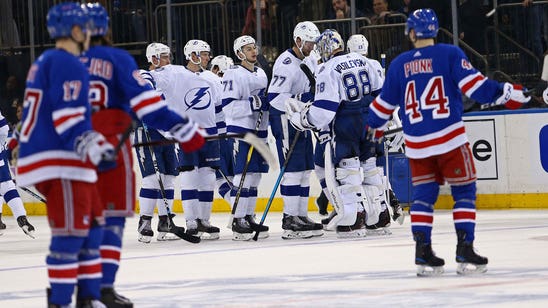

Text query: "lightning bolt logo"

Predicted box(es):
[185, 87, 211, 111]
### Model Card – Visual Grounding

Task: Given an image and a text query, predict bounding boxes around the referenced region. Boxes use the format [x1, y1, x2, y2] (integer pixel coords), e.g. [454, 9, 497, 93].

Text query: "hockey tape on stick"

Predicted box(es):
[300, 63, 316, 95]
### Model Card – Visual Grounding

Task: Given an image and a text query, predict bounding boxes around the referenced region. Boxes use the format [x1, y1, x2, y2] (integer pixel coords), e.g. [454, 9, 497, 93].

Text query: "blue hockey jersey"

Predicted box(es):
[368, 43, 503, 159]
[18, 49, 95, 186]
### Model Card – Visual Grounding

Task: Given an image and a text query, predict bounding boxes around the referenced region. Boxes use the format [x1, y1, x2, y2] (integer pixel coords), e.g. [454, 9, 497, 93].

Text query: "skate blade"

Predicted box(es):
[457, 263, 488, 275]
[282, 230, 314, 239]
[157, 232, 182, 241]
[416, 265, 444, 277]
[366, 228, 392, 236]
[200, 232, 220, 240]
[232, 232, 253, 241]
[22, 226, 36, 239]
[336, 229, 366, 239]
[311, 230, 324, 237]
[138, 235, 152, 243]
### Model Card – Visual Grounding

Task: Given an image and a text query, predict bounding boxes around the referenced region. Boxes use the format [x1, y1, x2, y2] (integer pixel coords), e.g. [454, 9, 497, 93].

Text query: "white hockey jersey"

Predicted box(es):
[308, 52, 384, 129]
[150, 64, 220, 135]
[221, 65, 268, 138]
[200, 70, 226, 135]
[268, 49, 313, 113]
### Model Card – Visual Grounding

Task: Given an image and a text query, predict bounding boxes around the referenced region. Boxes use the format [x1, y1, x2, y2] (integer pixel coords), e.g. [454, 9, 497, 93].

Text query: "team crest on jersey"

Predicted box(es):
[185, 87, 211, 111]
[283, 57, 292, 65]
[318, 65, 325, 74]
[132, 70, 148, 86]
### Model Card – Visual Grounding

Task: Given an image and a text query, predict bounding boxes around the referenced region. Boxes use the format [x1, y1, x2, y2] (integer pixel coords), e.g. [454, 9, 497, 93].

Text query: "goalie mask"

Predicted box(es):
[315, 29, 344, 63]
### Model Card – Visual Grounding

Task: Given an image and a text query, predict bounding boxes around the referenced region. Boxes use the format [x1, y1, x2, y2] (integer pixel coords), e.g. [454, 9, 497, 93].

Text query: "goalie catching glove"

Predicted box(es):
[495, 82, 531, 110]
[285, 97, 315, 131]
[169, 120, 205, 153]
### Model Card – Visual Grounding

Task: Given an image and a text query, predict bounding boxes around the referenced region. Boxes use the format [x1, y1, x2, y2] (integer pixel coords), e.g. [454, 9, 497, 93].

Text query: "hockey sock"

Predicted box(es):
[2, 181, 27, 217]
[245, 173, 261, 216]
[451, 183, 477, 242]
[138, 188, 158, 217]
[281, 171, 302, 216]
[198, 191, 214, 220]
[298, 186, 311, 216]
[100, 217, 125, 288]
[78, 225, 104, 300]
[47, 236, 85, 305]
[410, 182, 439, 244]
[197, 167, 216, 220]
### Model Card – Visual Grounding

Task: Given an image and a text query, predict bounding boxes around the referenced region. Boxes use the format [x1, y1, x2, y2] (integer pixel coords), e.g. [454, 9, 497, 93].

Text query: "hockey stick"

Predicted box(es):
[299, 63, 316, 94]
[253, 129, 301, 241]
[133, 132, 277, 171]
[19, 186, 46, 203]
[227, 109, 265, 228]
[142, 125, 201, 244]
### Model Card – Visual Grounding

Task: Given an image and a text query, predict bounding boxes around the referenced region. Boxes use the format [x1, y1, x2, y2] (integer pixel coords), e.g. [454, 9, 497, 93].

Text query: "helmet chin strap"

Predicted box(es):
[295, 39, 305, 59]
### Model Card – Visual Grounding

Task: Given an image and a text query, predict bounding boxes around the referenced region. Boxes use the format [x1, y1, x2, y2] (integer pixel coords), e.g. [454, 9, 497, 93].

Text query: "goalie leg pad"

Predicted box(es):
[362, 185, 383, 226]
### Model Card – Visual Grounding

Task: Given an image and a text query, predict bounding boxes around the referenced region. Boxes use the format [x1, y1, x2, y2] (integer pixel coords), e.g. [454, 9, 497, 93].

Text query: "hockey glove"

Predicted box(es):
[495, 82, 531, 110]
[75, 131, 115, 166]
[285, 98, 315, 131]
[366, 124, 385, 143]
[169, 121, 205, 153]
[249, 95, 269, 112]
[543, 87, 548, 105]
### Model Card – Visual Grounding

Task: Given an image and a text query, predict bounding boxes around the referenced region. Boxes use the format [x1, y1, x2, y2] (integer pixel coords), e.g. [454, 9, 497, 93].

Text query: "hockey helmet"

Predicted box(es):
[293, 21, 320, 44]
[315, 29, 344, 63]
[210, 55, 234, 74]
[347, 34, 369, 56]
[86, 2, 109, 37]
[405, 8, 439, 39]
[146, 42, 171, 64]
[184, 39, 211, 61]
[47, 2, 90, 39]
[233, 35, 256, 60]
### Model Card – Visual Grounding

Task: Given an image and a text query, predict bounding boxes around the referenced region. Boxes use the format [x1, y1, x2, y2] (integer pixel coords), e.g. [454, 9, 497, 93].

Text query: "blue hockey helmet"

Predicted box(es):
[86, 2, 109, 37]
[405, 8, 439, 39]
[47, 2, 90, 39]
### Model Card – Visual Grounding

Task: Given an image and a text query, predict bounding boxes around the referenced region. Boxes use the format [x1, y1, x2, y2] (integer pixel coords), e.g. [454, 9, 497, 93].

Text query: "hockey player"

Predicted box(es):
[222, 35, 270, 240]
[209, 55, 234, 205]
[135, 42, 183, 243]
[346, 34, 405, 230]
[18, 3, 113, 307]
[149, 39, 221, 240]
[0, 111, 35, 237]
[367, 9, 530, 276]
[286, 29, 384, 238]
[267, 21, 323, 239]
[82, 3, 205, 306]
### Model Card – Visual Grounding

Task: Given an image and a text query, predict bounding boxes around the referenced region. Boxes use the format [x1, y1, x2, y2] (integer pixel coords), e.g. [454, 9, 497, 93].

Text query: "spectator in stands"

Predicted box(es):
[458, 0, 489, 54]
[242, 0, 272, 36]
[500, 0, 544, 60]
[0, 75, 22, 129]
[397, 0, 411, 16]
[370, 0, 393, 25]
[327, 0, 365, 19]
[299, 0, 327, 20]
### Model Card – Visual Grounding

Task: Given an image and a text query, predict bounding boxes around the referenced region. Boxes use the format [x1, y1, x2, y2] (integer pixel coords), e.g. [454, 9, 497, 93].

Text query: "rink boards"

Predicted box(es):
[5, 108, 548, 215]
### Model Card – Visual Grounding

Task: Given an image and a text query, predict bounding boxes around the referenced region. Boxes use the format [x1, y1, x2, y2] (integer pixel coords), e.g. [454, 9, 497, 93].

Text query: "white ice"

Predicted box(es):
[1, 210, 548, 307]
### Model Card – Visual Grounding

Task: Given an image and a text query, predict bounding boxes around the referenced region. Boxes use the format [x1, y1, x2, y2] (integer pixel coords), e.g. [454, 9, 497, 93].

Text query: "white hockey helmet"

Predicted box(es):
[210, 55, 234, 74]
[316, 29, 344, 63]
[347, 34, 369, 56]
[293, 21, 320, 44]
[233, 35, 256, 60]
[184, 39, 211, 61]
[146, 42, 170, 63]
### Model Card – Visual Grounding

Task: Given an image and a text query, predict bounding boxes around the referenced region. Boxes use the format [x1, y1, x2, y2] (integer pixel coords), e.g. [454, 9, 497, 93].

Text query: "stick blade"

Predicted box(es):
[170, 225, 201, 243]
[241, 133, 279, 170]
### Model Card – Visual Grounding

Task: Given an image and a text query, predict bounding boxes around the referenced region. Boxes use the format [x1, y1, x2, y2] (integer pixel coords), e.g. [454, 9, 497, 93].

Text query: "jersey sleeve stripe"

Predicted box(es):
[130, 91, 164, 118]
[314, 99, 339, 112]
[459, 72, 487, 97]
[370, 97, 394, 120]
[52, 107, 87, 135]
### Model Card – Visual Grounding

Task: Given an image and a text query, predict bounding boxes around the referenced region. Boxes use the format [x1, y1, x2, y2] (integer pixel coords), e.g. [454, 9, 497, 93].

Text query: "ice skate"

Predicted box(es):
[137, 215, 153, 243]
[16, 215, 36, 239]
[414, 232, 445, 277]
[336, 211, 366, 238]
[184, 219, 199, 237]
[245, 215, 269, 239]
[315, 191, 329, 216]
[365, 208, 392, 236]
[0, 213, 6, 230]
[157, 215, 182, 241]
[299, 216, 324, 237]
[232, 217, 253, 241]
[321, 211, 337, 231]
[456, 230, 488, 275]
[197, 218, 220, 240]
[388, 189, 404, 225]
[282, 214, 314, 239]
[100, 287, 133, 308]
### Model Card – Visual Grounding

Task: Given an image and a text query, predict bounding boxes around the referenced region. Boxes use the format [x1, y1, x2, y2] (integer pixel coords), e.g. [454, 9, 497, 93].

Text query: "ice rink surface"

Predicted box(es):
[1, 209, 548, 307]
